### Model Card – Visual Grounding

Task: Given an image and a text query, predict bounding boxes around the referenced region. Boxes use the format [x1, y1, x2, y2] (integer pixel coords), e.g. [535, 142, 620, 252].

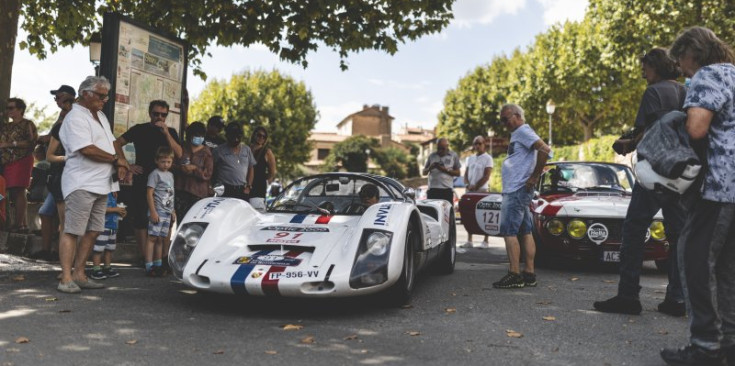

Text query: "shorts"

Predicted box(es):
[3, 155, 34, 188]
[64, 190, 107, 236]
[93, 229, 117, 252]
[39, 193, 56, 217]
[498, 187, 534, 236]
[249, 197, 266, 212]
[148, 210, 172, 237]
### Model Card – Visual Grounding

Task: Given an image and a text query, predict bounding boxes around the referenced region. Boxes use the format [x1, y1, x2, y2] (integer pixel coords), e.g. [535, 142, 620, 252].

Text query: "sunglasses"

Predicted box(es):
[256, 133, 267, 139]
[151, 112, 168, 118]
[88, 90, 109, 101]
[499, 113, 517, 123]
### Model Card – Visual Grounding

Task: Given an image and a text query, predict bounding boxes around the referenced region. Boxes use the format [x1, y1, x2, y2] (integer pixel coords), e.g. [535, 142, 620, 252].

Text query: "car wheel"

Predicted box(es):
[384, 226, 417, 306]
[433, 211, 456, 275]
[655, 259, 669, 273]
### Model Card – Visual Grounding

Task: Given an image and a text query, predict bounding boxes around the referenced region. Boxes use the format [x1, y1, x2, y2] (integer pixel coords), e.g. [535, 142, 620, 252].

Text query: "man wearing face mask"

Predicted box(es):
[116, 100, 182, 261]
[212, 122, 255, 201]
[174, 122, 212, 222]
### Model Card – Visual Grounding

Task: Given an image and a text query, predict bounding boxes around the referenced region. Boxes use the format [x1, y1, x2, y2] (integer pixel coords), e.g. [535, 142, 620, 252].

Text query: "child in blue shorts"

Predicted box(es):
[146, 147, 175, 277]
[89, 192, 127, 280]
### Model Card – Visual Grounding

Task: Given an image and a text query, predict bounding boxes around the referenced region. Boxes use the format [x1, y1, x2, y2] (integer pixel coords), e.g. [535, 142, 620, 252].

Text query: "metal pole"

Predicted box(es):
[548, 114, 553, 147]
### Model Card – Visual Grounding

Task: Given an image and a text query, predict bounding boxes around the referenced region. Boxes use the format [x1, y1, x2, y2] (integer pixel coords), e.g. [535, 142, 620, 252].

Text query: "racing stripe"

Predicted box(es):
[315, 215, 332, 224]
[290, 214, 307, 223]
[230, 250, 270, 294]
[261, 250, 301, 296]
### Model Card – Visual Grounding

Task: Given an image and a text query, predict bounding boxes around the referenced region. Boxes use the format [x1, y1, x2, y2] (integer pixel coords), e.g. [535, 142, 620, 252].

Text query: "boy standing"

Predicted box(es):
[89, 192, 126, 279]
[146, 147, 175, 276]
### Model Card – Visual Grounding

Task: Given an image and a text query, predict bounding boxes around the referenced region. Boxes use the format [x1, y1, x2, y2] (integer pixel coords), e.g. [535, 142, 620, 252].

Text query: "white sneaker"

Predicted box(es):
[455, 247, 467, 254]
[480, 241, 490, 248]
[461, 241, 473, 248]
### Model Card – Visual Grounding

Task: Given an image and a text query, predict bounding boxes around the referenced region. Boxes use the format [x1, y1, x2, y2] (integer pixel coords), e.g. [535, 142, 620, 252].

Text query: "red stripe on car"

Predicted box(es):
[316, 215, 332, 224]
[541, 204, 562, 216]
[261, 250, 300, 296]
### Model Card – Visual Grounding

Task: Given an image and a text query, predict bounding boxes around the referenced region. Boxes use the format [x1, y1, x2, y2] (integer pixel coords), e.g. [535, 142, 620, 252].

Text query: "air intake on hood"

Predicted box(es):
[248, 244, 315, 253]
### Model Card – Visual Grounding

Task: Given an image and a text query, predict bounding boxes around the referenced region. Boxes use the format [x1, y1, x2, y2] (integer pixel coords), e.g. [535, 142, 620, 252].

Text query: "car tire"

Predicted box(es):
[384, 226, 418, 306]
[654, 259, 669, 273]
[433, 211, 456, 275]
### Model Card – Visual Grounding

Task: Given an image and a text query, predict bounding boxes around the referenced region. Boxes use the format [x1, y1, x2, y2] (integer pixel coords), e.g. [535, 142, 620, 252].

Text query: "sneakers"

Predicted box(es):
[461, 241, 473, 248]
[658, 299, 686, 317]
[89, 269, 107, 280]
[522, 271, 537, 287]
[57, 281, 81, 294]
[480, 241, 490, 248]
[493, 272, 525, 289]
[660, 344, 724, 366]
[104, 267, 120, 278]
[593, 295, 642, 315]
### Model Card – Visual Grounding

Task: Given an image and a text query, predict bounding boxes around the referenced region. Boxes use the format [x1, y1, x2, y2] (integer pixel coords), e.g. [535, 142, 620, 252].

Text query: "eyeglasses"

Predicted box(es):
[151, 112, 168, 118]
[256, 133, 267, 139]
[88, 90, 109, 101]
[473, 141, 484, 145]
[499, 113, 517, 123]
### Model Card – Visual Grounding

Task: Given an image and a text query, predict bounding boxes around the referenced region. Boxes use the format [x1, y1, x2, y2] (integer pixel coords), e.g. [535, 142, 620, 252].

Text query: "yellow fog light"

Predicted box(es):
[567, 219, 587, 239]
[650, 221, 666, 241]
[546, 219, 564, 236]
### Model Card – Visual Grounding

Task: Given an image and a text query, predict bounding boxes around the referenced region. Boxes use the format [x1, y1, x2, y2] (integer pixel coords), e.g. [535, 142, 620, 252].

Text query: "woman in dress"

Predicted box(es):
[2, 98, 39, 232]
[248, 126, 276, 212]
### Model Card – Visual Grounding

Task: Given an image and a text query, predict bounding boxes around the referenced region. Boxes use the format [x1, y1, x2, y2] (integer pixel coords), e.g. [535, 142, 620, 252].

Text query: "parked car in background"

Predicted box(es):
[459, 162, 670, 270]
[416, 185, 461, 221]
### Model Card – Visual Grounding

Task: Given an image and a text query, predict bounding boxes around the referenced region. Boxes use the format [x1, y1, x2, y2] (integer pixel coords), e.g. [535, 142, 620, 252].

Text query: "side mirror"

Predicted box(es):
[213, 184, 225, 197]
[404, 187, 416, 200]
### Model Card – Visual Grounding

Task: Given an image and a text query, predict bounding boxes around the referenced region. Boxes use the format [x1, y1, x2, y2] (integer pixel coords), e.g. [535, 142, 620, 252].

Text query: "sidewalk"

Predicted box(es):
[0, 230, 141, 265]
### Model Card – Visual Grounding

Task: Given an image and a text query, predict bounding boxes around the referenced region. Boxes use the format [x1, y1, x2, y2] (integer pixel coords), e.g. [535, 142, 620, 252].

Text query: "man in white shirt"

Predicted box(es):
[462, 135, 494, 248]
[57, 76, 129, 294]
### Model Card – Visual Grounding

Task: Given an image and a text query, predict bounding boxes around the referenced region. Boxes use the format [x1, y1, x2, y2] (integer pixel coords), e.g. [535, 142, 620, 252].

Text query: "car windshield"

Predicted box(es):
[268, 175, 396, 215]
[539, 163, 634, 194]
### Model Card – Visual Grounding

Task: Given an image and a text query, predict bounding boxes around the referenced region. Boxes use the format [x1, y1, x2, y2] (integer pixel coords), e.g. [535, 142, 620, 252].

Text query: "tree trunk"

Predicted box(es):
[583, 124, 593, 141]
[0, 0, 21, 124]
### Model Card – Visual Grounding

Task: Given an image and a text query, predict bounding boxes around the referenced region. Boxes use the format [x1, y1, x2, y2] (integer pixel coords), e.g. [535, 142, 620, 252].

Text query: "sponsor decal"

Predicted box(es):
[475, 195, 502, 236]
[195, 197, 226, 219]
[261, 250, 301, 296]
[261, 226, 329, 232]
[587, 223, 609, 245]
[251, 272, 262, 279]
[290, 214, 308, 223]
[266, 232, 303, 244]
[234, 254, 302, 267]
[374, 204, 391, 226]
[230, 249, 271, 294]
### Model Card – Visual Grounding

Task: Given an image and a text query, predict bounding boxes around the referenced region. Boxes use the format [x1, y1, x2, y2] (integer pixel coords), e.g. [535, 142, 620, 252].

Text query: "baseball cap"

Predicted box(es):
[50, 85, 76, 97]
[208, 116, 225, 128]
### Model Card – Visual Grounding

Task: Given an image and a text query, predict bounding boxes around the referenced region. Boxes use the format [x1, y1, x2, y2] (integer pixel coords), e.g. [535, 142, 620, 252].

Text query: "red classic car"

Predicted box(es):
[459, 162, 670, 269]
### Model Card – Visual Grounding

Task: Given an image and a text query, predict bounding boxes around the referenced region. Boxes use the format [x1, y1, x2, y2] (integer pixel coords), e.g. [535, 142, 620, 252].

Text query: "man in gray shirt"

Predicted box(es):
[212, 122, 256, 201]
[422, 138, 460, 204]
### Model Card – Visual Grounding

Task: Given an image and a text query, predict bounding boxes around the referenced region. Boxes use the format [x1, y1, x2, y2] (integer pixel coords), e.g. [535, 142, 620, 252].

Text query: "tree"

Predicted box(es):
[373, 147, 410, 179]
[1, 0, 454, 122]
[189, 70, 317, 179]
[323, 135, 379, 173]
[25, 102, 57, 134]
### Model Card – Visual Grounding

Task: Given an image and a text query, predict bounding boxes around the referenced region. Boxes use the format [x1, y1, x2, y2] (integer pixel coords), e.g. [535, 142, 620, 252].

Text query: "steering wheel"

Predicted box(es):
[541, 184, 573, 193]
[318, 200, 335, 213]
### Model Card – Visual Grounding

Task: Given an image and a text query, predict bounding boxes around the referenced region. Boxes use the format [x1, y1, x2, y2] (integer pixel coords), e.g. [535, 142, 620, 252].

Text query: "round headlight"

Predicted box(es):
[546, 219, 564, 236]
[650, 220, 666, 241]
[181, 224, 206, 248]
[366, 232, 390, 256]
[567, 219, 587, 239]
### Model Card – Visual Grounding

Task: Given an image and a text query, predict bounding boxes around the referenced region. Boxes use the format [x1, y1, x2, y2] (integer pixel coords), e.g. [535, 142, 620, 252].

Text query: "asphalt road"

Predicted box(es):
[0, 225, 687, 366]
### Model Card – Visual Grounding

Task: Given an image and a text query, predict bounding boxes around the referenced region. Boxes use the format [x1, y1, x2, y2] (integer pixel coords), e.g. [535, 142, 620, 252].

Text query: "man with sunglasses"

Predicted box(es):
[116, 100, 182, 264]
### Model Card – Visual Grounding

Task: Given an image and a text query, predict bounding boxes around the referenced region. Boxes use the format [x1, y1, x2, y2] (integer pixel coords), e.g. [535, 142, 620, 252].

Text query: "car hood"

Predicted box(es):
[542, 194, 639, 219]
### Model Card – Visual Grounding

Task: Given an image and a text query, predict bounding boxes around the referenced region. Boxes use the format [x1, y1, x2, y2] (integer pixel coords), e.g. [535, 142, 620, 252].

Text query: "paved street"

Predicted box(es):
[0, 225, 685, 366]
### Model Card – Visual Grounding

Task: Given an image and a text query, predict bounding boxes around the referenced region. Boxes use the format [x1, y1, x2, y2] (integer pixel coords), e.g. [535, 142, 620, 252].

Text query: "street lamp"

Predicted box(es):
[545, 99, 556, 147]
[89, 32, 102, 76]
[364, 148, 371, 172]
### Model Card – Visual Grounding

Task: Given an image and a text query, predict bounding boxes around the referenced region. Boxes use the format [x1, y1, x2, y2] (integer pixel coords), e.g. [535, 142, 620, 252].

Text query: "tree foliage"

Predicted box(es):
[189, 70, 317, 179]
[323, 135, 380, 173]
[373, 147, 410, 179]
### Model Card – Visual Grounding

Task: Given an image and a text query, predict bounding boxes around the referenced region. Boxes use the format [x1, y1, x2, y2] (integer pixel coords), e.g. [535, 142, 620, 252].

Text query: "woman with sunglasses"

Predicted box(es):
[248, 126, 276, 212]
[1, 98, 39, 233]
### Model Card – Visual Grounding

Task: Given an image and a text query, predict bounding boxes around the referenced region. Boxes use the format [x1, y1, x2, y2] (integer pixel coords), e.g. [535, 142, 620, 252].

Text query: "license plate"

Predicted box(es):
[268, 270, 320, 280]
[603, 251, 620, 262]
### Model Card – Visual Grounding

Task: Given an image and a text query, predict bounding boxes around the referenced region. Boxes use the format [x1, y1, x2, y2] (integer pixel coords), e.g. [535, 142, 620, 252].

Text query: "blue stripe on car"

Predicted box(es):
[290, 214, 307, 223]
[230, 250, 270, 294]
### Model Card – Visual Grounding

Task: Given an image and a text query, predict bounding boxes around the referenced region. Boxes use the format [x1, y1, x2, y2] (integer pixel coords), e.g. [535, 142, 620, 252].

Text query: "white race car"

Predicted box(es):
[169, 173, 456, 304]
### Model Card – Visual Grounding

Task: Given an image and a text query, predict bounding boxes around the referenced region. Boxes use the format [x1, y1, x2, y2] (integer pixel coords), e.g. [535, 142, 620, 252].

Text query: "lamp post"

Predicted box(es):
[89, 32, 102, 76]
[545, 99, 556, 147]
[364, 148, 371, 173]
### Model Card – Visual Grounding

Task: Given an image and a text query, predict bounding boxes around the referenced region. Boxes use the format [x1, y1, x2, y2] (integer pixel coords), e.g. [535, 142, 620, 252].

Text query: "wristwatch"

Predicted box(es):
[112, 154, 119, 166]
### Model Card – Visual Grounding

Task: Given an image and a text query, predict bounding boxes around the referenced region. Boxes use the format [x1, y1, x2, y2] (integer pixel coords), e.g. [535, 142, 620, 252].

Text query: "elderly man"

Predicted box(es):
[493, 104, 552, 289]
[422, 138, 461, 204]
[463, 135, 494, 248]
[57, 76, 129, 293]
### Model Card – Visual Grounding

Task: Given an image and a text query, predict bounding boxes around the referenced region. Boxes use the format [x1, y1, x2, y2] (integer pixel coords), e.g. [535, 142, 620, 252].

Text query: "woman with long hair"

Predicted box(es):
[248, 126, 276, 212]
[174, 122, 213, 222]
[2, 98, 39, 232]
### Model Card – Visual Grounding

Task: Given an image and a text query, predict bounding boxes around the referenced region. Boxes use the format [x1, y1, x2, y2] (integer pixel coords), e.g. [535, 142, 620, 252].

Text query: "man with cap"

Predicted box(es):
[205, 116, 226, 149]
[116, 100, 182, 262]
[212, 122, 255, 200]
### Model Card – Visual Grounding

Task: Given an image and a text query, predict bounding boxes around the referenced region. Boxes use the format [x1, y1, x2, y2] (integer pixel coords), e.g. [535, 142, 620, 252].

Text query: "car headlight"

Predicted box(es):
[649, 220, 666, 241]
[169, 222, 208, 279]
[546, 219, 564, 236]
[567, 219, 587, 239]
[350, 229, 393, 289]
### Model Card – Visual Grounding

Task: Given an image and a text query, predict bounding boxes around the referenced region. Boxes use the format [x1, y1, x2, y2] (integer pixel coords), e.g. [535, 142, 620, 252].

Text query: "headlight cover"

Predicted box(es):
[169, 222, 208, 279]
[546, 219, 564, 236]
[350, 229, 393, 289]
[567, 219, 587, 240]
[649, 220, 666, 241]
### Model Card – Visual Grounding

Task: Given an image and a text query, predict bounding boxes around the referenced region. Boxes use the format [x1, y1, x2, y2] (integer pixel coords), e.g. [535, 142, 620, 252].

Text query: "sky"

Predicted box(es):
[10, 0, 588, 133]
